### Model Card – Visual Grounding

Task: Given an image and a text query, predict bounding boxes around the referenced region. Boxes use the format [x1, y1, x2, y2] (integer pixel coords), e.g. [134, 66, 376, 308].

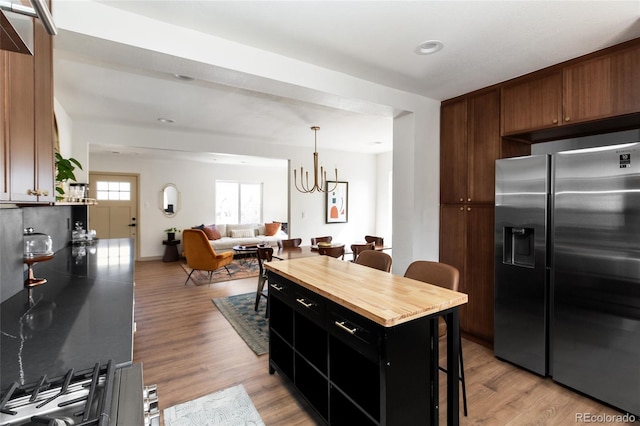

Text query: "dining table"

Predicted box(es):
[274, 244, 392, 261]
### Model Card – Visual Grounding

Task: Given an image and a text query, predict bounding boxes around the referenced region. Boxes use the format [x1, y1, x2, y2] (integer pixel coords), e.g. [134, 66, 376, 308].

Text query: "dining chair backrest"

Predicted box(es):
[311, 236, 332, 245]
[318, 244, 344, 259]
[350, 242, 375, 262]
[355, 250, 392, 272]
[278, 238, 302, 248]
[364, 235, 384, 246]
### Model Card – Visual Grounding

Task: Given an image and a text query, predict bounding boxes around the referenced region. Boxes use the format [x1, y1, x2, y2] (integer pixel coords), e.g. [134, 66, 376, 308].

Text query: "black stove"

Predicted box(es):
[0, 361, 158, 426]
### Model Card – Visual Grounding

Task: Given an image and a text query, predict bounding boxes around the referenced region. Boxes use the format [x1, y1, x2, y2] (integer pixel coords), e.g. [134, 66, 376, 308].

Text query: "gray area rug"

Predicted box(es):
[164, 384, 264, 426]
[212, 292, 269, 355]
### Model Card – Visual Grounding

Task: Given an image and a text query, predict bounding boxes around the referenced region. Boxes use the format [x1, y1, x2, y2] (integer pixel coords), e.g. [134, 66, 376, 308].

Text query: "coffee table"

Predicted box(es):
[232, 245, 260, 264]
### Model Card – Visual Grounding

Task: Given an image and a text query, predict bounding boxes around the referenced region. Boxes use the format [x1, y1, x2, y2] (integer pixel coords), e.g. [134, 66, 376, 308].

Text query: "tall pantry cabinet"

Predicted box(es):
[440, 89, 528, 345]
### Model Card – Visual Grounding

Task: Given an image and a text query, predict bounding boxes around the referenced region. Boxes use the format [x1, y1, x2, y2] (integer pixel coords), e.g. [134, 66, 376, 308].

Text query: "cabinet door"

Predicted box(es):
[440, 98, 467, 204]
[563, 55, 612, 124]
[467, 90, 500, 203]
[611, 45, 640, 116]
[464, 205, 495, 343]
[0, 51, 8, 200]
[7, 49, 36, 202]
[501, 71, 562, 135]
[33, 11, 54, 202]
[439, 204, 495, 343]
[439, 204, 468, 331]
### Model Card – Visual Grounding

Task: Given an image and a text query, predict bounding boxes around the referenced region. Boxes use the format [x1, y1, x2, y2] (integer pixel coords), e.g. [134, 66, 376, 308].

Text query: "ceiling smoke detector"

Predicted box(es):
[415, 40, 444, 55]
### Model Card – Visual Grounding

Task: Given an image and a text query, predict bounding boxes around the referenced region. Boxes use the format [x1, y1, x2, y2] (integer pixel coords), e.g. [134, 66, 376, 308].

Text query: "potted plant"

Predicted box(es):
[164, 227, 180, 241]
[55, 151, 83, 201]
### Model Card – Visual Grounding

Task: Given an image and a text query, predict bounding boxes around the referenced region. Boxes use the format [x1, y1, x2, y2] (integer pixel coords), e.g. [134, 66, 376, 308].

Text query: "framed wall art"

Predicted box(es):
[326, 181, 348, 223]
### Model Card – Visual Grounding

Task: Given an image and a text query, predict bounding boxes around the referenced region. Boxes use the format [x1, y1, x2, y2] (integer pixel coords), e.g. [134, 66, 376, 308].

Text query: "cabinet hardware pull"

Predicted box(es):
[467, 198, 471, 202]
[467, 207, 471, 212]
[42, 190, 48, 196]
[459, 207, 464, 211]
[335, 321, 357, 335]
[296, 298, 313, 308]
[564, 117, 570, 122]
[28, 189, 38, 196]
[270, 283, 284, 291]
[459, 198, 464, 202]
[552, 118, 558, 124]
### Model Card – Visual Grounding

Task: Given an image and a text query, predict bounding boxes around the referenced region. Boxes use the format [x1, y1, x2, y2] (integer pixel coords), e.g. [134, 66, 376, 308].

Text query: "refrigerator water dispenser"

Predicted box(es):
[503, 227, 534, 267]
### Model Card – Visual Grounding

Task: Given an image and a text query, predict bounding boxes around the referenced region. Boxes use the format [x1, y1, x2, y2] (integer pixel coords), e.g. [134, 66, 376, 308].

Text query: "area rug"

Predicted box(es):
[164, 384, 264, 426]
[212, 292, 269, 355]
[180, 259, 259, 285]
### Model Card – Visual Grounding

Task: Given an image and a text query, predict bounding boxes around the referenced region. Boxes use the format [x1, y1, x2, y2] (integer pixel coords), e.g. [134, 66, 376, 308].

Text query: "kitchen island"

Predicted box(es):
[0, 238, 135, 393]
[265, 256, 468, 426]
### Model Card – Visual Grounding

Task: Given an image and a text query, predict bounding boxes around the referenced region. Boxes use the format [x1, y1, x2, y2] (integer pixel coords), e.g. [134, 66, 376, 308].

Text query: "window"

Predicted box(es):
[216, 181, 262, 224]
[95, 181, 131, 200]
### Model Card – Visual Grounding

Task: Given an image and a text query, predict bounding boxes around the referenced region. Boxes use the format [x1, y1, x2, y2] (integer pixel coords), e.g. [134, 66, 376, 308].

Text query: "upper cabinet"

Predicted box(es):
[440, 89, 501, 205]
[1, 5, 54, 204]
[501, 40, 640, 136]
[501, 71, 562, 135]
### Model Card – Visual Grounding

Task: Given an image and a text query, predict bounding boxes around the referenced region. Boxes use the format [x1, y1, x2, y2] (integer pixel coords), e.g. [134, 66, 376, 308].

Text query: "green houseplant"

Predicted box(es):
[55, 151, 83, 201]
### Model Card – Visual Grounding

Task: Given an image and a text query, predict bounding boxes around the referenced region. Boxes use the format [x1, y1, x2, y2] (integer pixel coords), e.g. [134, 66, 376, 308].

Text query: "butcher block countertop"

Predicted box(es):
[265, 256, 468, 327]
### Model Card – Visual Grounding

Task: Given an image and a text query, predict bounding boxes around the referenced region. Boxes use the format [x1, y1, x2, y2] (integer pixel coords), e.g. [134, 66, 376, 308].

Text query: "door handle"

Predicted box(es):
[128, 223, 136, 227]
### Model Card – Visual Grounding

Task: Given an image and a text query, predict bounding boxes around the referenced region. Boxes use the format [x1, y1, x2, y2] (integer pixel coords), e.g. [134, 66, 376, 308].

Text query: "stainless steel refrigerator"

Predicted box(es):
[494, 130, 640, 416]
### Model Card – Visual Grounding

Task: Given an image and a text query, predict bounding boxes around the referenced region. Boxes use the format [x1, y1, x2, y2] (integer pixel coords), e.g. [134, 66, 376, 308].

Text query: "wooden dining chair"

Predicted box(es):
[404, 260, 468, 416]
[318, 244, 344, 259]
[278, 238, 302, 248]
[364, 235, 384, 246]
[182, 229, 234, 286]
[350, 242, 375, 262]
[311, 236, 332, 245]
[255, 246, 274, 316]
[355, 250, 392, 272]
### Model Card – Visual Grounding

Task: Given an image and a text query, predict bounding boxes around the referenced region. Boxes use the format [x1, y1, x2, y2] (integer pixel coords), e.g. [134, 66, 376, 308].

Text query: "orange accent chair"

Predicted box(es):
[182, 229, 234, 285]
[355, 250, 392, 272]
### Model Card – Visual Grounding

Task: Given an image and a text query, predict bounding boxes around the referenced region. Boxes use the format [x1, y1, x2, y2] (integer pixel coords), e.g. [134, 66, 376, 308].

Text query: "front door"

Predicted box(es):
[88, 173, 139, 255]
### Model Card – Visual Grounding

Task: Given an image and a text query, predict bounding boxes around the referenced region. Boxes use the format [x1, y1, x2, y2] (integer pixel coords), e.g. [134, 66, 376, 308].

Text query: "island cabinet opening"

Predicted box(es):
[267, 261, 455, 425]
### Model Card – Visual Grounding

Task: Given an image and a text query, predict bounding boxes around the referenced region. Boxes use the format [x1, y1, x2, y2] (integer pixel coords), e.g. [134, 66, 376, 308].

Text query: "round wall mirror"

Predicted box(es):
[161, 184, 180, 217]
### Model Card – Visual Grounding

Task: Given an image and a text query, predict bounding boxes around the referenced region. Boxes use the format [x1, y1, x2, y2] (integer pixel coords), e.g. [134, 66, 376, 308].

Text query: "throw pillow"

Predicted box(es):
[264, 222, 281, 236]
[203, 224, 222, 240]
[230, 229, 255, 238]
[192, 224, 205, 230]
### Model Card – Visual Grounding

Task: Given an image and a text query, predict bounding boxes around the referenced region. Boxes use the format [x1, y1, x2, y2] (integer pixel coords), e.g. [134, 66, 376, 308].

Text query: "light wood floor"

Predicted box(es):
[133, 260, 634, 425]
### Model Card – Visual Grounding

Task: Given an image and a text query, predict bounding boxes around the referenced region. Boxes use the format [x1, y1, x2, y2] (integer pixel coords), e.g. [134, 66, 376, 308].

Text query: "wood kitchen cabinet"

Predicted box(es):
[0, 6, 54, 204]
[440, 89, 501, 205]
[439, 204, 495, 344]
[502, 39, 640, 136]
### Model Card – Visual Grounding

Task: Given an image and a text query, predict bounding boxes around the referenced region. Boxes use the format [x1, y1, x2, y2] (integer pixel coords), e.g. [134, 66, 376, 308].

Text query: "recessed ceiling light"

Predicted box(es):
[172, 73, 195, 81]
[415, 40, 444, 55]
[157, 118, 175, 124]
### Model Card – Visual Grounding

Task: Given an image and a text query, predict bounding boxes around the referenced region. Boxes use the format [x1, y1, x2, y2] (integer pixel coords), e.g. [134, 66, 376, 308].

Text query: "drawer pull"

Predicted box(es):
[296, 298, 314, 308]
[270, 283, 284, 291]
[335, 321, 357, 335]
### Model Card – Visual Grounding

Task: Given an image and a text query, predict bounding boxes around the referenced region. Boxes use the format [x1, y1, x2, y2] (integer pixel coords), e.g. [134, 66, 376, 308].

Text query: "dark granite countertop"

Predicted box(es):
[0, 238, 134, 393]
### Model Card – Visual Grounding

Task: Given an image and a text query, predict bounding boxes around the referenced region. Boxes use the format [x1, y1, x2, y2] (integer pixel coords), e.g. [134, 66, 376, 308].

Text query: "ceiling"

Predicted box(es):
[51, 1, 640, 162]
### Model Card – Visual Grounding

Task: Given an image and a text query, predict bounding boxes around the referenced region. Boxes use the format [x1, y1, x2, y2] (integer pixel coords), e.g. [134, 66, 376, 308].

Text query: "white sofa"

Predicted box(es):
[203, 223, 285, 253]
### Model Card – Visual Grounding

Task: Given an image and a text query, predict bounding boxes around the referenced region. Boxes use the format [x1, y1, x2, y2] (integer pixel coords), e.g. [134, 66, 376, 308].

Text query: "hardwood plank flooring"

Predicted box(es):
[133, 260, 634, 425]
